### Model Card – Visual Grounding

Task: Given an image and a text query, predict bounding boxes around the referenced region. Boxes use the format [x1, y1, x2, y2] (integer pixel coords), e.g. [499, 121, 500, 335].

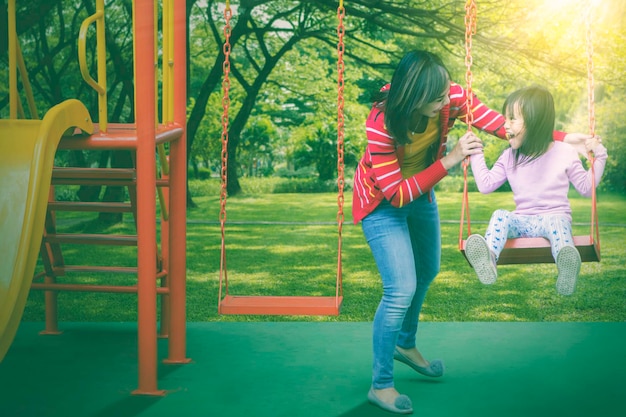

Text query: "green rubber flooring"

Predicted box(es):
[1, 322, 624, 417]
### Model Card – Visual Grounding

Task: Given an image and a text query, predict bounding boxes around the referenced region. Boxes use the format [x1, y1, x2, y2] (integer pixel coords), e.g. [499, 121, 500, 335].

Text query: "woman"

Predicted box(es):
[352, 51, 588, 414]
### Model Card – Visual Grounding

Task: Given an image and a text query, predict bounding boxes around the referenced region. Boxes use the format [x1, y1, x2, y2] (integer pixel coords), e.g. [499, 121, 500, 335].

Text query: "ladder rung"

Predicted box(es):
[48, 201, 133, 213]
[30, 283, 169, 294]
[44, 266, 167, 278]
[52, 167, 136, 186]
[53, 167, 136, 179]
[219, 295, 342, 316]
[45, 233, 138, 246]
[55, 265, 139, 274]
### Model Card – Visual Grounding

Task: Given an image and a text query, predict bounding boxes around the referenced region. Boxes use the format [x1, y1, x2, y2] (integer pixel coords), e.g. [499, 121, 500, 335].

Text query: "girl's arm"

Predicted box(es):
[568, 137, 608, 197]
[469, 150, 509, 194]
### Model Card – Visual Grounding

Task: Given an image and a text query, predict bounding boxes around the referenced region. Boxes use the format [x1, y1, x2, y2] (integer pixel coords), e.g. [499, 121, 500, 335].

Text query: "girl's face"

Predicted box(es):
[417, 81, 451, 118]
[504, 103, 526, 149]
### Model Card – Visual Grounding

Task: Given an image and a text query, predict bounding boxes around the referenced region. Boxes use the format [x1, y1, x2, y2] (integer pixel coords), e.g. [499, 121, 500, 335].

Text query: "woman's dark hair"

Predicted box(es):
[503, 85, 555, 166]
[374, 50, 450, 145]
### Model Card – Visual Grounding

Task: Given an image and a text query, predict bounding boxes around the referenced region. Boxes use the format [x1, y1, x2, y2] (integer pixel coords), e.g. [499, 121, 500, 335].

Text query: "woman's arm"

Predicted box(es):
[450, 83, 576, 143]
[366, 112, 482, 207]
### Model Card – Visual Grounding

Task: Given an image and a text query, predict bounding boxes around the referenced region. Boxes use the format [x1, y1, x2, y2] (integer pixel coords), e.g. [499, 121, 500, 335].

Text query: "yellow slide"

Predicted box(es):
[0, 99, 93, 361]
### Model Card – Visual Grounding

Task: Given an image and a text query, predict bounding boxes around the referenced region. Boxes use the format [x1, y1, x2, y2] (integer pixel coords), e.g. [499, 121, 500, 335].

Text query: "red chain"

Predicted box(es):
[464, 0, 477, 130]
[586, 4, 600, 248]
[219, 3, 232, 301]
[336, 1, 346, 296]
[460, 0, 477, 244]
[586, 7, 595, 137]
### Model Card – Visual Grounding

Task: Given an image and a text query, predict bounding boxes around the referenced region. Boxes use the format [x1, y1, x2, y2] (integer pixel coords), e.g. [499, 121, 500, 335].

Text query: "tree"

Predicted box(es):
[4, 0, 625, 217]
[239, 117, 275, 177]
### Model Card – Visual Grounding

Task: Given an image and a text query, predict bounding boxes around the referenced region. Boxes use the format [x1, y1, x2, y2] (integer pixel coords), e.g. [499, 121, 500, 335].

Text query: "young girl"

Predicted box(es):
[465, 85, 607, 296]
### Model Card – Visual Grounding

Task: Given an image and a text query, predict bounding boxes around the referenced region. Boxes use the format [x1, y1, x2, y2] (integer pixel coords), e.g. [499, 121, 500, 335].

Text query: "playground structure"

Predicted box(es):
[0, 0, 189, 395]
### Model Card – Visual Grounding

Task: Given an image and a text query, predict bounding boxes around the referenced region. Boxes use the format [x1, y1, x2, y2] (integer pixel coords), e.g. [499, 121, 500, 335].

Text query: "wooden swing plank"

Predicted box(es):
[461, 235, 600, 266]
[219, 295, 342, 316]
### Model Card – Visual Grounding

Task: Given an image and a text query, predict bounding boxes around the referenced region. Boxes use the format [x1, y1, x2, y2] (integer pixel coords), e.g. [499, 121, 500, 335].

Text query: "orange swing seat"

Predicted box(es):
[460, 235, 600, 266]
[216, 1, 346, 315]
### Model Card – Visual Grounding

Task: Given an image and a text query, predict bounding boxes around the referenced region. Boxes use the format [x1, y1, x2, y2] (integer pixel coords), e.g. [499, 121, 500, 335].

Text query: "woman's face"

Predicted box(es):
[504, 104, 526, 149]
[417, 81, 451, 118]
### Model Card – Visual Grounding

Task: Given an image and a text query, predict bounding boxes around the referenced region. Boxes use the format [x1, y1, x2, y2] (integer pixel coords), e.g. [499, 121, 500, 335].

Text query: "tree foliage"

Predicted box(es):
[2, 0, 625, 218]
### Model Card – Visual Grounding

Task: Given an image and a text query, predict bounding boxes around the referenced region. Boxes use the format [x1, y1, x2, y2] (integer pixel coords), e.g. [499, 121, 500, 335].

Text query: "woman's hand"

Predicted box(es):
[585, 135, 607, 156]
[564, 132, 593, 157]
[441, 131, 483, 170]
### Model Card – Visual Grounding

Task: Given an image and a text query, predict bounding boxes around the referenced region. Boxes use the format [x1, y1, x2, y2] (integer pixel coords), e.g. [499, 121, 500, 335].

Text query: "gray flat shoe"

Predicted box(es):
[465, 234, 497, 285]
[394, 347, 444, 378]
[368, 387, 413, 414]
[556, 245, 581, 295]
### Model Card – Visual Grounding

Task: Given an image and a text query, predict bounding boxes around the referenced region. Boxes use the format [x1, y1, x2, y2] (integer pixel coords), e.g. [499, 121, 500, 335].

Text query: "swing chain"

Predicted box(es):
[336, 3, 345, 228]
[219, 2, 233, 300]
[336, 1, 346, 294]
[586, 2, 600, 249]
[464, 0, 477, 131]
[459, 0, 477, 246]
[586, 4, 595, 138]
[220, 4, 232, 224]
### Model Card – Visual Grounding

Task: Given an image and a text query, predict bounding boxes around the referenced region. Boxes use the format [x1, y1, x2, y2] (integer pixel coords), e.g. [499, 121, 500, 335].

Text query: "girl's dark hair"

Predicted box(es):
[503, 85, 555, 166]
[374, 50, 450, 145]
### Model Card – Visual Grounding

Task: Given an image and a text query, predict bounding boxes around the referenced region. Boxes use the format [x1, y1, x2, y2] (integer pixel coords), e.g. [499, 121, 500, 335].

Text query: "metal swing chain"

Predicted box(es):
[586, 3, 600, 248]
[336, 0, 346, 296]
[219, 1, 232, 301]
[460, 0, 477, 246]
[464, 0, 477, 131]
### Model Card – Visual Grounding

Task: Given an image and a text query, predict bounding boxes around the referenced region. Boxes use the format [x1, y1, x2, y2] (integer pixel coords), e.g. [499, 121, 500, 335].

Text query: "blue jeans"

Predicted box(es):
[361, 191, 441, 389]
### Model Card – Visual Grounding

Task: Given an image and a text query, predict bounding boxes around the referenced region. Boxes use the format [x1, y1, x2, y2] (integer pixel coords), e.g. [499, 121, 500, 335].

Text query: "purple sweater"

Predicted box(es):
[470, 141, 608, 221]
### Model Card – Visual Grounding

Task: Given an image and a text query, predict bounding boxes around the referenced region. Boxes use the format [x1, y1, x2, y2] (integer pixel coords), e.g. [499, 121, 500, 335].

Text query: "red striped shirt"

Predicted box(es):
[352, 82, 508, 223]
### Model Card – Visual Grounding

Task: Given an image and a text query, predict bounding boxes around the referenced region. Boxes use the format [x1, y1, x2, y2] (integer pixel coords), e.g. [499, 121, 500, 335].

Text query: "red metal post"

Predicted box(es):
[164, 0, 189, 364]
[132, 0, 163, 396]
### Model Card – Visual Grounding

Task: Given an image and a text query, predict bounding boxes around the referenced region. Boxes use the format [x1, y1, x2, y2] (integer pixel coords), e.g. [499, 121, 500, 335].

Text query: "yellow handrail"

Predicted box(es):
[16, 42, 39, 119]
[8, 0, 17, 118]
[78, 0, 108, 131]
[162, 0, 175, 124]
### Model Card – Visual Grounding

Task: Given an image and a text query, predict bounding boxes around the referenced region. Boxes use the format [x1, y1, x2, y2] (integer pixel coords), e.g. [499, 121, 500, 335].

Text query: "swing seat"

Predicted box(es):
[219, 295, 342, 316]
[460, 235, 600, 265]
[216, 2, 347, 317]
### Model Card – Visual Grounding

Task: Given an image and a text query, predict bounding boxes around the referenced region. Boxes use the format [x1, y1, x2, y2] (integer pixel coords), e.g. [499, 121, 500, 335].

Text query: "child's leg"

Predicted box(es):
[541, 215, 581, 295]
[541, 215, 575, 260]
[466, 209, 513, 285]
[484, 209, 512, 261]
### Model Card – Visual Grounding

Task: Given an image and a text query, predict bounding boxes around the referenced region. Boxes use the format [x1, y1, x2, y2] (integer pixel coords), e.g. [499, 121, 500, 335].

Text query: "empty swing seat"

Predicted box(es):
[219, 295, 343, 316]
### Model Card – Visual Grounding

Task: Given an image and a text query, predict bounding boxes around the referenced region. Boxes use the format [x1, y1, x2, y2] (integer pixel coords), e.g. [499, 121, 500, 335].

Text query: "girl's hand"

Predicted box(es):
[441, 131, 483, 170]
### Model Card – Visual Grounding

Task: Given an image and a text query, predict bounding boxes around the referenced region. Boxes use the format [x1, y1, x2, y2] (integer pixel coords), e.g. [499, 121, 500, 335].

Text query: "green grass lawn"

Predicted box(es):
[22, 185, 626, 323]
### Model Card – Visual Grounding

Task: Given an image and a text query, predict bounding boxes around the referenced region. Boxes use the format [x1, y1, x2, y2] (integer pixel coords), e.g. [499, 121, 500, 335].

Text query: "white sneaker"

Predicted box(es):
[556, 246, 581, 295]
[465, 234, 497, 285]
